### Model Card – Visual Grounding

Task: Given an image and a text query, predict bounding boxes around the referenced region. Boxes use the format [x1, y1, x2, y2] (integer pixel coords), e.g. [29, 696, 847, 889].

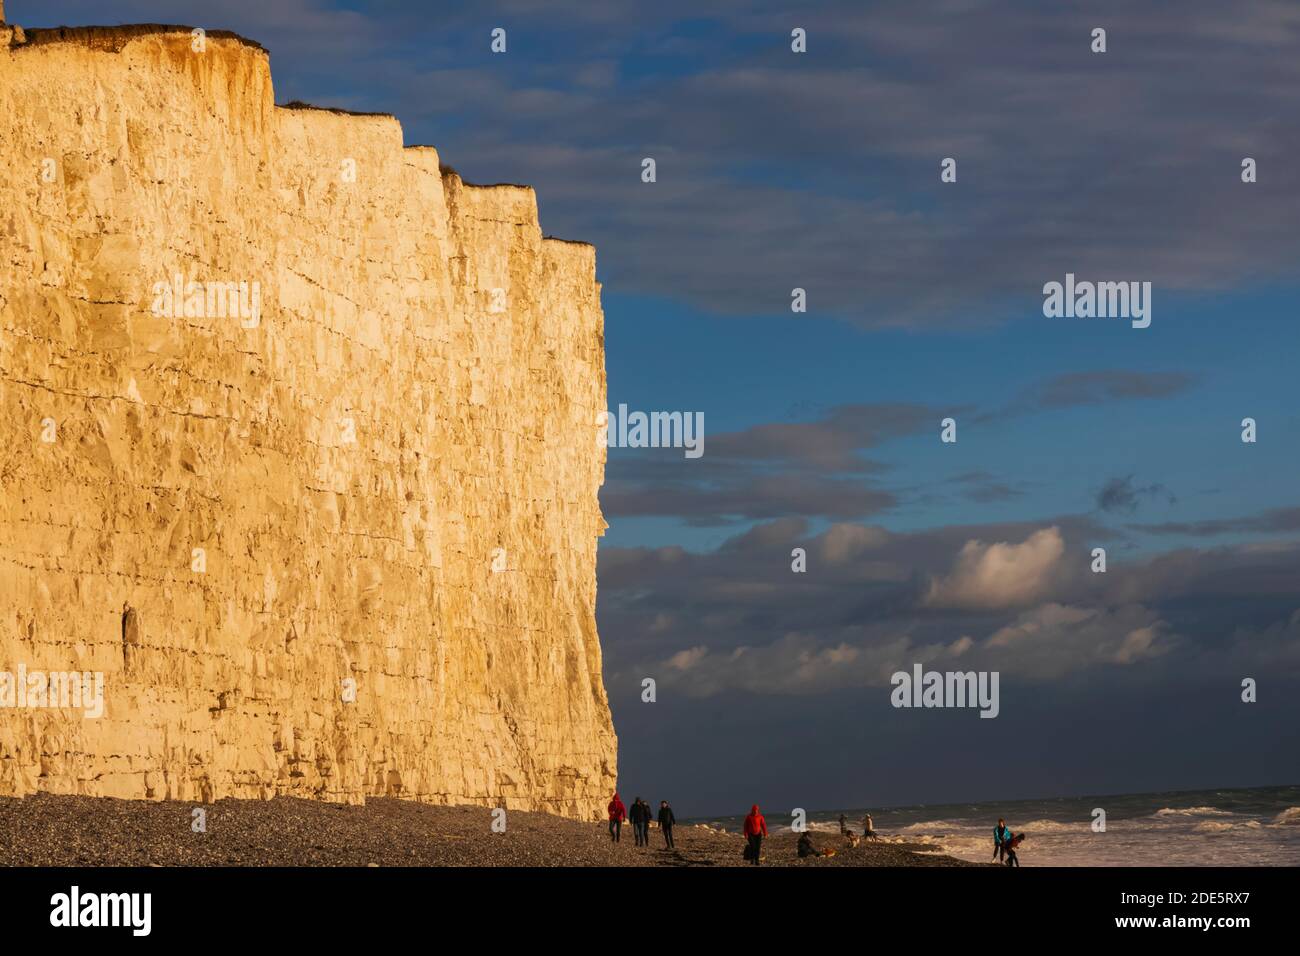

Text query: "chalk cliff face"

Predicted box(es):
[0, 22, 617, 817]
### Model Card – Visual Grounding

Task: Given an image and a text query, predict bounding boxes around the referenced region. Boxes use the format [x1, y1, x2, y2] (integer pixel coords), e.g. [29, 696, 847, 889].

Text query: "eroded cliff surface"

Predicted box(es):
[0, 22, 617, 817]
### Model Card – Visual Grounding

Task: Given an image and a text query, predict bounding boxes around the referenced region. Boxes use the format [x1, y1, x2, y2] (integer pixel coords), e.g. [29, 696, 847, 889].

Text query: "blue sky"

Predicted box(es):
[19, 0, 1300, 813]
[604, 285, 1300, 553]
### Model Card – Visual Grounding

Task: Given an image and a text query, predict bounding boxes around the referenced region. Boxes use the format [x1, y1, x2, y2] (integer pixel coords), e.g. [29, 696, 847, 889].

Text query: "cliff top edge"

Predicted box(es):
[5, 16, 596, 250]
[10, 23, 267, 54]
[279, 99, 394, 120]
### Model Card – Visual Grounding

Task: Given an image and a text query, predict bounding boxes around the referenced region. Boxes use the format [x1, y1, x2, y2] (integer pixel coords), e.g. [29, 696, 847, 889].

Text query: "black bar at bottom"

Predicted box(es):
[0, 865, 1289, 942]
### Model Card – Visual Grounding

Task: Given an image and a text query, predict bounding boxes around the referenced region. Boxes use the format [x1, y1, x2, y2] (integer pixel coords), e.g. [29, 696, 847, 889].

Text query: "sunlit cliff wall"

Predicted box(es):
[0, 19, 617, 817]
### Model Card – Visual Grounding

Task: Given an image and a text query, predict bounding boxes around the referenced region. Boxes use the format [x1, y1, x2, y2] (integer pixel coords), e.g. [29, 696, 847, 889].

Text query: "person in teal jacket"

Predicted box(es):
[993, 818, 1013, 862]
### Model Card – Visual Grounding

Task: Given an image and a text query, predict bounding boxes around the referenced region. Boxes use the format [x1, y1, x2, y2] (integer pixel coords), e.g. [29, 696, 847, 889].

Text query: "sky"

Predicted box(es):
[21, 0, 1300, 815]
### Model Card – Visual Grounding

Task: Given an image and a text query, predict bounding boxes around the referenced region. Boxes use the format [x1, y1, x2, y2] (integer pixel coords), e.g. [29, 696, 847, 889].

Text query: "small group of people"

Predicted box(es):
[839, 812, 880, 845]
[607, 793, 677, 848]
[611, 796, 1027, 867]
[608, 795, 898, 865]
[993, 818, 1025, 867]
[796, 811, 882, 858]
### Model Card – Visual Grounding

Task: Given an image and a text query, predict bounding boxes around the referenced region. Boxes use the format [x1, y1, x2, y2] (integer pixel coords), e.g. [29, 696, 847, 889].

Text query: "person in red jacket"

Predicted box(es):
[742, 804, 768, 865]
[607, 793, 627, 843]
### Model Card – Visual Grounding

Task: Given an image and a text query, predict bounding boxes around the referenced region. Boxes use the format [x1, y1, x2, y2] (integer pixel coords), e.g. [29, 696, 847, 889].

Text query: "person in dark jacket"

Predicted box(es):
[644, 799, 655, 844]
[1005, 832, 1024, 868]
[657, 800, 677, 848]
[608, 793, 626, 842]
[639, 798, 654, 845]
[743, 805, 768, 865]
[797, 831, 818, 858]
[630, 797, 651, 846]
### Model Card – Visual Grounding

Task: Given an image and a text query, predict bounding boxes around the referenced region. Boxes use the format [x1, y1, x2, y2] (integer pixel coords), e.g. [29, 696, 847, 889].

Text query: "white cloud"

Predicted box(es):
[983, 603, 1172, 679]
[924, 526, 1065, 610]
[666, 645, 707, 670]
[818, 523, 889, 565]
[654, 632, 914, 697]
[646, 600, 1177, 697]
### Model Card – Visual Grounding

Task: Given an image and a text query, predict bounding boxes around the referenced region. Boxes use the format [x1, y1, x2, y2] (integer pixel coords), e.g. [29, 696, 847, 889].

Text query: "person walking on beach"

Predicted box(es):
[658, 800, 676, 849]
[743, 804, 768, 865]
[629, 797, 650, 846]
[838, 813, 848, 835]
[993, 818, 1012, 862]
[608, 792, 627, 842]
[863, 812, 879, 840]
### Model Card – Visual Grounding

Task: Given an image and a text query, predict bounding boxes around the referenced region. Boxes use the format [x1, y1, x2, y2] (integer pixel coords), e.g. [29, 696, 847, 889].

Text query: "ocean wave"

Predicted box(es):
[905, 833, 946, 845]
[896, 820, 966, 833]
[901, 817, 1081, 835]
[806, 821, 841, 833]
[1271, 807, 1300, 826]
[1192, 820, 1262, 833]
[1193, 821, 1234, 833]
[1016, 819, 1085, 833]
[777, 821, 888, 835]
[898, 832, 976, 853]
[1153, 806, 1231, 817]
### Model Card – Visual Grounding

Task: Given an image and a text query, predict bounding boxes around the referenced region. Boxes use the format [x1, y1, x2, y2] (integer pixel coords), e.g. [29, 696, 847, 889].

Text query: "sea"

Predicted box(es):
[689, 785, 1300, 866]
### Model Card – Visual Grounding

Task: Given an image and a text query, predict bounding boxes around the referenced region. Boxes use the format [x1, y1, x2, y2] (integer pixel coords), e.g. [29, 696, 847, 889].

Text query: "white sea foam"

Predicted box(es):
[806, 821, 846, 833]
[1153, 806, 1231, 817]
[703, 789, 1300, 866]
[897, 819, 965, 833]
[1194, 821, 1238, 833]
[1016, 819, 1085, 833]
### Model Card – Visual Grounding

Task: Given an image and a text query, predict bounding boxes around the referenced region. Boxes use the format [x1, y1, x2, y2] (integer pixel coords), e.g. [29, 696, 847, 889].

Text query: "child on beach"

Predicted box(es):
[1005, 832, 1024, 867]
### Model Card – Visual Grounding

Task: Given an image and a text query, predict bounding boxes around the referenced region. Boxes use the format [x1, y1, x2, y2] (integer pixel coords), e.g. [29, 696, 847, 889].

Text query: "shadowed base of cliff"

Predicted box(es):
[0, 794, 977, 867]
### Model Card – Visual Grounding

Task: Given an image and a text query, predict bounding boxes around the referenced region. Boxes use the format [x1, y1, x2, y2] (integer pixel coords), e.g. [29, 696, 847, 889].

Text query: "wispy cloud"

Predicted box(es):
[1096, 475, 1178, 515]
